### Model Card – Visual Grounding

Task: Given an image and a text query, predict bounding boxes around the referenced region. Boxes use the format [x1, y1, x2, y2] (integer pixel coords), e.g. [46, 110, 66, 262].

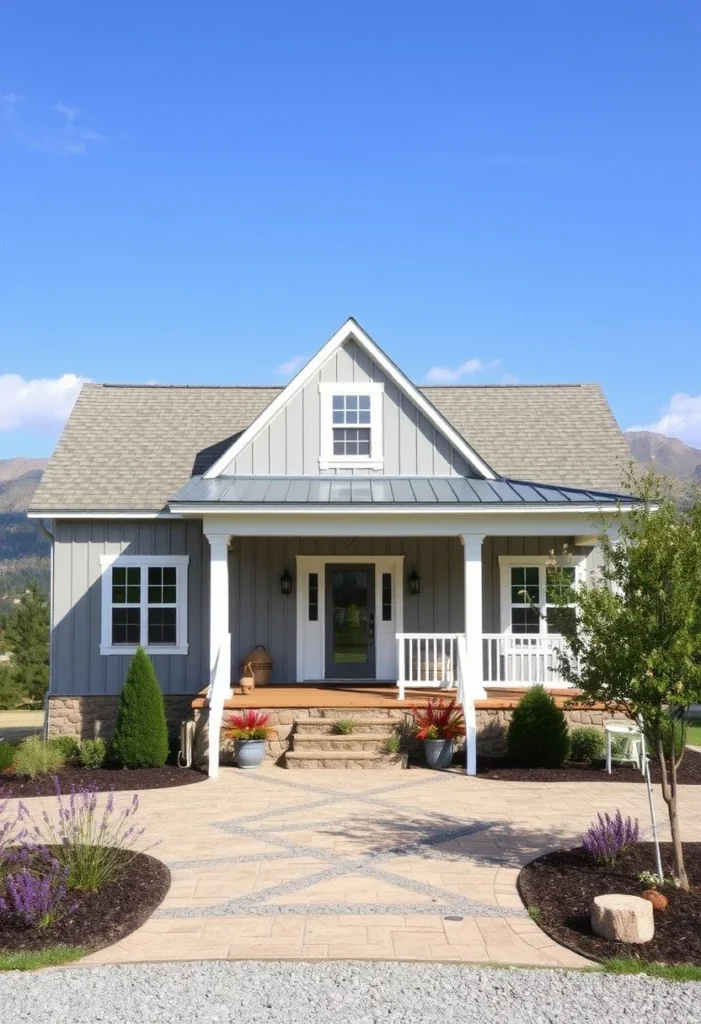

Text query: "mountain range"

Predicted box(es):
[0, 458, 49, 600]
[626, 431, 701, 484]
[0, 431, 699, 599]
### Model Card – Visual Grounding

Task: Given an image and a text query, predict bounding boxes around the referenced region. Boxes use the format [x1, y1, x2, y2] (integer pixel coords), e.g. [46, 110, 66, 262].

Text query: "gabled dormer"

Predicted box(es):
[205, 318, 496, 479]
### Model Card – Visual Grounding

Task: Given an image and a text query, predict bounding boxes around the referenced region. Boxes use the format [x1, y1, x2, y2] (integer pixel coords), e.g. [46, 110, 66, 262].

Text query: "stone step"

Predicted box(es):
[293, 716, 404, 736]
[292, 732, 396, 752]
[284, 749, 408, 770]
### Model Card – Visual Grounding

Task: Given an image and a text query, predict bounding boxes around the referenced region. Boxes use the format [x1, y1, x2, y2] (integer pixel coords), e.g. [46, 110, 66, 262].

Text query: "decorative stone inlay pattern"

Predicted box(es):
[157, 771, 508, 920]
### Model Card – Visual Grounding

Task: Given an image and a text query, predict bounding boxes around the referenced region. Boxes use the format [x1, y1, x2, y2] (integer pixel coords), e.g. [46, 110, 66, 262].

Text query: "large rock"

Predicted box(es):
[591, 894, 655, 943]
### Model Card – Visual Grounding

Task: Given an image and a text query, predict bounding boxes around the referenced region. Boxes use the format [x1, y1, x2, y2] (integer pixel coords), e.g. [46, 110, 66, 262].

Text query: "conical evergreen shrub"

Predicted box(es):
[112, 647, 169, 768]
[506, 684, 571, 768]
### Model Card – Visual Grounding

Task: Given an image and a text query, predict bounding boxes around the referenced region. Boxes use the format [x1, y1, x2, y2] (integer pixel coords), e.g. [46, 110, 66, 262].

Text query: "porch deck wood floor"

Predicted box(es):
[191, 684, 595, 711]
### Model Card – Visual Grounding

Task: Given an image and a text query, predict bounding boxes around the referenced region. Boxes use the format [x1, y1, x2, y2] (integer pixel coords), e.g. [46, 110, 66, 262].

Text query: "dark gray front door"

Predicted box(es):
[325, 565, 376, 679]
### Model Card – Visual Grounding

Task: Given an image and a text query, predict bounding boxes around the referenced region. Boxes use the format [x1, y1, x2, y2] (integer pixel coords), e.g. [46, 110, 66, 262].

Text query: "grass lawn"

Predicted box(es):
[603, 958, 701, 983]
[686, 722, 701, 747]
[0, 946, 85, 971]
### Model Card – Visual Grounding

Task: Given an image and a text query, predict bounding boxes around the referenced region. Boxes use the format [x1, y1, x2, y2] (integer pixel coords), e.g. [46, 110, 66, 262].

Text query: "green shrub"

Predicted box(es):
[570, 727, 605, 763]
[507, 685, 571, 768]
[112, 647, 169, 769]
[0, 741, 15, 772]
[78, 738, 107, 770]
[48, 736, 80, 761]
[12, 737, 65, 779]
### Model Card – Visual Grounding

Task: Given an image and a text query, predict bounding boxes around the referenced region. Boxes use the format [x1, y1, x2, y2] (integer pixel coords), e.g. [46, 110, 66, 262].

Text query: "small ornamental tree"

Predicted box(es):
[554, 469, 701, 890]
[506, 684, 570, 767]
[112, 647, 169, 768]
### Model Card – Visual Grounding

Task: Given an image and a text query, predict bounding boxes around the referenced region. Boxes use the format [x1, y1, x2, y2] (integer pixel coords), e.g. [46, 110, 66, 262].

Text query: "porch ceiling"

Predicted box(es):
[169, 474, 633, 509]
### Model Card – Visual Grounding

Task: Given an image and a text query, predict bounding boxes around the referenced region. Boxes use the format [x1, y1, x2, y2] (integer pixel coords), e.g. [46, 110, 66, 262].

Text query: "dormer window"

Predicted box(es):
[319, 382, 384, 470]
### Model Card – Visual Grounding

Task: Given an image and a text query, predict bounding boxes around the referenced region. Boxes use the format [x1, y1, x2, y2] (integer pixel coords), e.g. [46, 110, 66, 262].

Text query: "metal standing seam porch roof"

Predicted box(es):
[169, 475, 634, 508]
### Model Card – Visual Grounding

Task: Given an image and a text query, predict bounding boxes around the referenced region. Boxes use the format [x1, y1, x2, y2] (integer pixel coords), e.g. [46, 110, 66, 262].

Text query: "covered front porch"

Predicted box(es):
[191, 511, 608, 777]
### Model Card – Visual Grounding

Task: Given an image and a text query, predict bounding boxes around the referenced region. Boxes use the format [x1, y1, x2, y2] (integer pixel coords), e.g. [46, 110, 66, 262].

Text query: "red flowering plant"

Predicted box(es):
[411, 698, 465, 741]
[223, 710, 274, 742]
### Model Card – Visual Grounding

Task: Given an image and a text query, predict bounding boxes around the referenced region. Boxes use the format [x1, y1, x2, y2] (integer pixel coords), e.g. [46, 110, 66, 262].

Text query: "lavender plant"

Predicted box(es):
[582, 810, 640, 866]
[0, 794, 28, 885]
[23, 781, 146, 892]
[0, 847, 69, 928]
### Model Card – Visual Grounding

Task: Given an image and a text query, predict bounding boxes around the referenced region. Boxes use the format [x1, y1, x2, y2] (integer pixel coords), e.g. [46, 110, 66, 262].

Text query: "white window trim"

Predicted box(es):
[498, 553, 585, 635]
[318, 381, 384, 471]
[99, 553, 190, 655]
[295, 554, 404, 681]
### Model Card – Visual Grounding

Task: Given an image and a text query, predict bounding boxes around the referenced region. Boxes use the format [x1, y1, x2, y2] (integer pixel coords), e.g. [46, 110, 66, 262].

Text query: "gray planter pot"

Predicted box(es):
[424, 738, 454, 770]
[234, 738, 267, 769]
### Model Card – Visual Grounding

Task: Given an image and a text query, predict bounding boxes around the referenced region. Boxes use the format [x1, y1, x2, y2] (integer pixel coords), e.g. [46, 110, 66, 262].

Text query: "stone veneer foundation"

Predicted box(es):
[47, 695, 197, 740]
[47, 695, 627, 764]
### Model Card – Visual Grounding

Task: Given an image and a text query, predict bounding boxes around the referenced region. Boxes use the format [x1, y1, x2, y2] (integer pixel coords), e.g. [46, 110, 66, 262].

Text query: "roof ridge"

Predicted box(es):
[89, 381, 601, 391]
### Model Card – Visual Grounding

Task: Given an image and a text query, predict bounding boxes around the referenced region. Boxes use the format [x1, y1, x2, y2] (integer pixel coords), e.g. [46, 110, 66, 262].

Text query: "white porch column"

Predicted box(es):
[461, 533, 485, 776]
[204, 531, 231, 779]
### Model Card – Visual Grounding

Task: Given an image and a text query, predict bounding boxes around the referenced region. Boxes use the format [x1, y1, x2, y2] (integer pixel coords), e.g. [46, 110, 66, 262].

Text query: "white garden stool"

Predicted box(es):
[605, 721, 646, 775]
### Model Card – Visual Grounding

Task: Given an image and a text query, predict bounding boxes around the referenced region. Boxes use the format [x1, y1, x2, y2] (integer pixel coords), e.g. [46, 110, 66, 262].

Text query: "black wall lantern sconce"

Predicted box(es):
[280, 569, 293, 596]
[408, 568, 421, 596]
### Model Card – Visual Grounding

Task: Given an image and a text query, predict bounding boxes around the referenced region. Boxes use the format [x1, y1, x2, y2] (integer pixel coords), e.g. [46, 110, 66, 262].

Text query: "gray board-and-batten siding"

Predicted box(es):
[50, 519, 579, 696]
[220, 339, 477, 478]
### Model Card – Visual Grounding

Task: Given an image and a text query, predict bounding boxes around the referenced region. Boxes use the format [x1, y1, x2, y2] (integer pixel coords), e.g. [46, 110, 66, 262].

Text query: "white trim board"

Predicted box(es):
[295, 554, 404, 682]
[203, 318, 497, 480]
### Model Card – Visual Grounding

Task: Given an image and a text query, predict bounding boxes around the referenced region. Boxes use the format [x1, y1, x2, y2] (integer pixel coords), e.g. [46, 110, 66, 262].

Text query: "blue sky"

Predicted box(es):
[1, 1, 699, 459]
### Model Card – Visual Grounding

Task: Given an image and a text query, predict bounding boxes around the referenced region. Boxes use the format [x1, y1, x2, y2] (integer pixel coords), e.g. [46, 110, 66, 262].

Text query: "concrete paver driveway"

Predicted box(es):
[29, 765, 701, 968]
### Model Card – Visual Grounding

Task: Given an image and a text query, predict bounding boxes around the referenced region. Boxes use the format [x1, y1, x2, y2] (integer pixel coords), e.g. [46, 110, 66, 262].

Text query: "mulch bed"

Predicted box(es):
[0, 849, 170, 954]
[519, 841, 701, 965]
[477, 748, 701, 784]
[1, 763, 206, 797]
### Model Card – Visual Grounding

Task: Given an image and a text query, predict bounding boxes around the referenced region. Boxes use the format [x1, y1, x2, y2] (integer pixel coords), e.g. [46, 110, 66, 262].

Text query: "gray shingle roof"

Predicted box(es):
[171, 475, 631, 507]
[30, 382, 631, 513]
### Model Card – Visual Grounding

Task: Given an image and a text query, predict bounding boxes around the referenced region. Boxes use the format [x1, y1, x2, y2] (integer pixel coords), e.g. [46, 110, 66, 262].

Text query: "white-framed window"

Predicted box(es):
[319, 382, 384, 470]
[499, 555, 583, 635]
[99, 554, 189, 655]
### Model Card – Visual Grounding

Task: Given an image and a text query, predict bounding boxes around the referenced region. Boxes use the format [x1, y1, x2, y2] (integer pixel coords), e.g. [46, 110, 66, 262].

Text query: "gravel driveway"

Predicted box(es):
[0, 961, 697, 1023]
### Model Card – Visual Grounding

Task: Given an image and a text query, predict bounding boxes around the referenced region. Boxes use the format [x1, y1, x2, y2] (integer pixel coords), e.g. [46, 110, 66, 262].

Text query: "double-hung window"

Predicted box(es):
[319, 382, 384, 469]
[500, 556, 581, 635]
[100, 555, 189, 654]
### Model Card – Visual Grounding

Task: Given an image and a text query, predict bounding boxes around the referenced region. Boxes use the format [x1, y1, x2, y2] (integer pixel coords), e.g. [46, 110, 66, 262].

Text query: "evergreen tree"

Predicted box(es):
[0, 583, 49, 704]
[112, 647, 169, 768]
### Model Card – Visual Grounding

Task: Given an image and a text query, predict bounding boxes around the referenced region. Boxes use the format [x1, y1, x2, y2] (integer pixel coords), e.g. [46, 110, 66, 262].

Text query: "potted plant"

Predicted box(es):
[223, 710, 274, 769]
[412, 698, 465, 769]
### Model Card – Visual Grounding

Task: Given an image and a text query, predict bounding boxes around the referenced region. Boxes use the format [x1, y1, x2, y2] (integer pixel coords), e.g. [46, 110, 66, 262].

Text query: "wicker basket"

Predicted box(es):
[241, 645, 273, 686]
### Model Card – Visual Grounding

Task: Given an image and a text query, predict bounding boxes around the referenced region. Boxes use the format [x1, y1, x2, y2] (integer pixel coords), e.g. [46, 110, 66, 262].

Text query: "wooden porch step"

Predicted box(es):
[291, 732, 395, 752]
[284, 749, 408, 770]
[293, 716, 404, 735]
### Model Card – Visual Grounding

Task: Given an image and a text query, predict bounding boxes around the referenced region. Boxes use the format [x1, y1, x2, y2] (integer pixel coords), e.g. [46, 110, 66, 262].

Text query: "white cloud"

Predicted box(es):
[0, 373, 86, 432]
[425, 358, 501, 384]
[499, 372, 521, 385]
[627, 393, 701, 448]
[276, 355, 308, 377]
[0, 93, 19, 119]
[53, 102, 79, 122]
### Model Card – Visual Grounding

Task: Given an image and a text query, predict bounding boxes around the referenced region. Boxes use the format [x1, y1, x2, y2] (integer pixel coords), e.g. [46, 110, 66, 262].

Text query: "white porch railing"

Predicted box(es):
[482, 633, 574, 686]
[396, 633, 461, 701]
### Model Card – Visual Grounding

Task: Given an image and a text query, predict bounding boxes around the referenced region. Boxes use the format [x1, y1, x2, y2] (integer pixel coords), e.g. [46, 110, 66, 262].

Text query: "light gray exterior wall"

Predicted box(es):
[228, 535, 577, 682]
[50, 522, 578, 694]
[223, 340, 476, 477]
[51, 519, 209, 696]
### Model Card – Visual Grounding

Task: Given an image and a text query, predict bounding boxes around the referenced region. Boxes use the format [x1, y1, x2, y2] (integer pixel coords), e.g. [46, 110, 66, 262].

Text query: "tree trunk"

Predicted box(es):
[658, 733, 690, 891]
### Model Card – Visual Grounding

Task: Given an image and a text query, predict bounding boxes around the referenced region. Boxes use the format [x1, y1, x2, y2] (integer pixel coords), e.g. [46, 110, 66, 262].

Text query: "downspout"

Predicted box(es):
[38, 519, 54, 741]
